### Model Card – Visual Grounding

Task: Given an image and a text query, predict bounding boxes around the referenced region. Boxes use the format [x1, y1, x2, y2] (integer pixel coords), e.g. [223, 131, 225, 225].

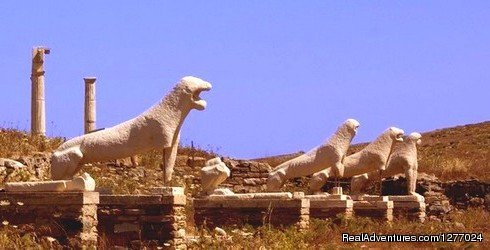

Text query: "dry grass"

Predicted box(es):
[420, 157, 470, 180]
[417, 122, 490, 180]
[190, 208, 489, 248]
[0, 226, 55, 249]
[1, 208, 488, 248]
[0, 128, 63, 158]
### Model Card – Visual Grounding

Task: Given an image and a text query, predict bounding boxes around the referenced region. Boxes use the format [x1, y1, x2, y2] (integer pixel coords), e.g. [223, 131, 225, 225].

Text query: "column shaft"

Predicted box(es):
[31, 47, 50, 136]
[84, 77, 97, 134]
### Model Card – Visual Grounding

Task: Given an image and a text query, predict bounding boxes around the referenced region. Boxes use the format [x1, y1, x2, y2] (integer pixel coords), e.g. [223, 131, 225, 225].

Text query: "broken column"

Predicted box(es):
[84, 77, 97, 134]
[31, 46, 50, 136]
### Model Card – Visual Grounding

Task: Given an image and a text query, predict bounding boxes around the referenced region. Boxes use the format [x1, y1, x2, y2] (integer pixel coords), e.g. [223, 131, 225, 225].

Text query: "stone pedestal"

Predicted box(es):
[97, 187, 186, 249]
[307, 193, 353, 219]
[388, 195, 426, 222]
[194, 192, 309, 230]
[0, 191, 99, 247]
[352, 195, 393, 221]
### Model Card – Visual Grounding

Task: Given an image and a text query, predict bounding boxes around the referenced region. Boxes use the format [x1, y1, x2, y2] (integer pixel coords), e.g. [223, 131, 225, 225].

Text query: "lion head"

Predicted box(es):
[344, 118, 360, 135]
[407, 132, 422, 145]
[388, 127, 405, 142]
[177, 76, 212, 111]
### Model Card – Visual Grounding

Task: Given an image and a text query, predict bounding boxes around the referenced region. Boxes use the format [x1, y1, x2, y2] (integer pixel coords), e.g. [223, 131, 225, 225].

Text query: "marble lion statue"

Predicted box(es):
[266, 119, 360, 191]
[201, 157, 231, 195]
[51, 76, 212, 183]
[350, 132, 422, 195]
[310, 126, 404, 192]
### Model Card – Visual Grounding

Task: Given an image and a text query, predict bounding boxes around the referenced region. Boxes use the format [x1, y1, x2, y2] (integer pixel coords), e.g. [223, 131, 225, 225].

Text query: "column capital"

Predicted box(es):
[83, 77, 97, 84]
[32, 46, 50, 58]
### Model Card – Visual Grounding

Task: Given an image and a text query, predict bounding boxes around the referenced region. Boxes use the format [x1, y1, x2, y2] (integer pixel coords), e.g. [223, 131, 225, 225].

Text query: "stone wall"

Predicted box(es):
[221, 158, 272, 193]
[353, 200, 393, 221]
[194, 193, 309, 229]
[382, 174, 452, 219]
[97, 193, 187, 249]
[173, 156, 272, 195]
[0, 153, 51, 184]
[381, 174, 490, 216]
[443, 179, 490, 209]
[308, 196, 353, 219]
[0, 191, 98, 247]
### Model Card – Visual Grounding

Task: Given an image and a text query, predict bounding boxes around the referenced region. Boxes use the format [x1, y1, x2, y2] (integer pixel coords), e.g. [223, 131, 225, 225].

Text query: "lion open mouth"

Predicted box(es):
[395, 132, 404, 142]
[192, 85, 212, 110]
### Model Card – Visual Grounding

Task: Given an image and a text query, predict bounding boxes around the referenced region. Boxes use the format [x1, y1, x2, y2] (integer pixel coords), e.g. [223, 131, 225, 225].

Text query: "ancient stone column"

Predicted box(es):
[84, 77, 97, 134]
[31, 47, 50, 136]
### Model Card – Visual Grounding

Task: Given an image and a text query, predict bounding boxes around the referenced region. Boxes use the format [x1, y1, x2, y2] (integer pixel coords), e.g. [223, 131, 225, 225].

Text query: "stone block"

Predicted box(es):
[388, 196, 426, 222]
[100, 194, 185, 206]
[308, 195, 353, 219]
[207, 193, 255, 200]
[0, 191, 99, 205]
[0, 191, 99, 247]
[149, 186, 184, 196]
[194, 197, 309, 208]
[194, 195, 309, 229]
[351, 195, 389, 202]
[388, 195, 424, 202]
[253, 192, 293, 199]
[98, 193, 186, 248]
[353, 200, 394, 221]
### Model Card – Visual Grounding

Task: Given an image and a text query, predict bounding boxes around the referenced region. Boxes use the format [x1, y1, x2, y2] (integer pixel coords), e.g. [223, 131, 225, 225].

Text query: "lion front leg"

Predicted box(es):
[405, 167, 418, 195]
[51, 147, 84, 180]
[162, 132, 180, 186]
[266, 169, 286, 192]
[162, 146, 177, 186]
[310, 169, 330, 193]
[331, 162, 345, 178]
[350, 173, 371, 195]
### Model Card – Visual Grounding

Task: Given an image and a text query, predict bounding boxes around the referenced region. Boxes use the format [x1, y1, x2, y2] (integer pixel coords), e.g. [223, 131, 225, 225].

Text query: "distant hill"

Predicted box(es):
[253, 121, 490, 181]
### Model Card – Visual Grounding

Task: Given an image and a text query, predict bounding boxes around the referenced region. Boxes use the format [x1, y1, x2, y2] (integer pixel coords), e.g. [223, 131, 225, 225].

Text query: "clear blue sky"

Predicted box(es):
[1, 1, 489, 158]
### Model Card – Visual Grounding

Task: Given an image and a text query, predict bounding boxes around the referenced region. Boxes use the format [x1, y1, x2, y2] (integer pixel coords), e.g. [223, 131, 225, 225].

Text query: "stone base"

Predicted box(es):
[351, 194, 389, 202]
[388, 195, 426, 222]
[194, 192, 309, 230]
[306, 193, 353, 219]
[352, 196, 393, 221]
[4, 173, 96, 192]
[98, 190, 186, 249]
[149, 186, 184, 196]
[0, 191, 99, 247]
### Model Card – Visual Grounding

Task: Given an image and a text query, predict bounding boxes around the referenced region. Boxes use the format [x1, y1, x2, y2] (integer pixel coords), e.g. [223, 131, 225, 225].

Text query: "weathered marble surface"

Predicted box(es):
[201, 157, 230, 195]
[310, 127, 404, 192]
[4, 172, 95, 192]
[350, 132, 422, 195]
[267, 119, 360, 191]
[0, 158, 25, 168]
[51, 76, 212, 183]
